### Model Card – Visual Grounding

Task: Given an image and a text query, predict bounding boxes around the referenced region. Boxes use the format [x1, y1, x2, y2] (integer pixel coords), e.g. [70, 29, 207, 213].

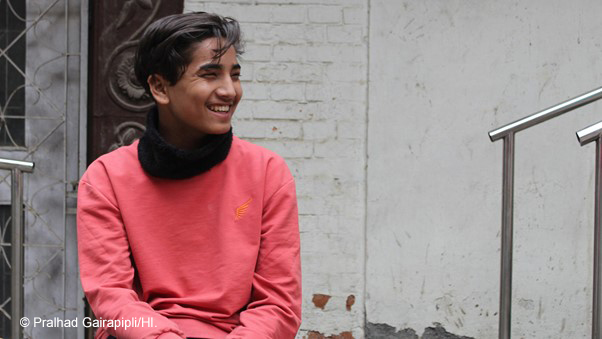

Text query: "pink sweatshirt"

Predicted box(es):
[77, 137, 301, 339]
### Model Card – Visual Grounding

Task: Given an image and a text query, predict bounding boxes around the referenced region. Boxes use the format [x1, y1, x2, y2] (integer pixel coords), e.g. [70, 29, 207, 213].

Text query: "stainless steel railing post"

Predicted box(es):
[11, 168, 24, 339]
[595, 137, 602, 339]
[0, 158, 34, 339]
[577, 121, 602, 339]
[490, 86, 602, 339]
[500, 133, 515, 339]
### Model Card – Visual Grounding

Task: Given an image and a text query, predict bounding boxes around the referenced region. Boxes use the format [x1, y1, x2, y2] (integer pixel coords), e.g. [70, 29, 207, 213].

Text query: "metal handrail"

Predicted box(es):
[578, 121, 602, 146]
[0, 158, 35, 172]
[0, 157, 34, 339]
[577, 122, 602, 339]
[490, 86, 602, 141]
[489, 87, 602, 339]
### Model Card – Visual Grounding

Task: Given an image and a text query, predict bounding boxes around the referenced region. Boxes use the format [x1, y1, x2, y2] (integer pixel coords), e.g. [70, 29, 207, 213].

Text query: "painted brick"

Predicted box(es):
[314, 138, 364, 158]
[271, 5, 307, 23]
[273, 44, 307, 62]
[308, 6, 342, 24]
[200, 3, 271, 23]
[248, 100, 313, 120]
[255, 63, 291, 82]
[255, 62, 323, 83]
[290, 63, 323, 82]
[239, 22, 257, 41]
[231, 101, 254, 119]
[287, 158, 364, 181]
[185, 2, 205, 11]
[303, 121, 337, 140]
[305, 83, 366, 102]
[343, 7, 366, 25]
[239, 63, 255, 82]
[251, 23, 307, 43]
[241, 83, 270, 100]
[242, 43, 272, 62]
[311, 100, 366, 121]
[326, 62, 366, 82]
[253, 139, 314, 158]
[256, 0, 363, 4]
[327, 25, 364, 43]
[302, 25, 326, 43]
[192, 0, 253, 3]
[271, 83, 306, 101]
[337, 120, 365, 139]
[235, 120, 302, 139]
[307, 43, 365, 63]
[183, 2, 368, 338]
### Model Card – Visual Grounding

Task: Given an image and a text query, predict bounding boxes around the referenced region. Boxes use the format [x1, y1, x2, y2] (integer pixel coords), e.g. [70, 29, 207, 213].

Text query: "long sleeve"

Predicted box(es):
[77, 176, 185, 339]
[226, 179, 302, 339]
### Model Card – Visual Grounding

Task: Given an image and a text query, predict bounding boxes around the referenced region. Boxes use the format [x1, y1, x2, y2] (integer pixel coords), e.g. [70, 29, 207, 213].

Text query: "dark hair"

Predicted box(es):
[134, 12, 244, 94]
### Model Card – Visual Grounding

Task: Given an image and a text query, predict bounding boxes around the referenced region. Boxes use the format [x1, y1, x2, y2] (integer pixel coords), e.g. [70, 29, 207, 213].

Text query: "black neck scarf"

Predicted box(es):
[137, 106, 233, 179]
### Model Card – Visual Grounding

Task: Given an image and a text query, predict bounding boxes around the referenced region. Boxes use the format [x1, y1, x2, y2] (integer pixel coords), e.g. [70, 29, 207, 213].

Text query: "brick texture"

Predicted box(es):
[183, 1, 368, 337]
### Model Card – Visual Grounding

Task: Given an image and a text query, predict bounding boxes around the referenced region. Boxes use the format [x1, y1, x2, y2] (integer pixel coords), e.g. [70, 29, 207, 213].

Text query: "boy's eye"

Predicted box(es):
[200, 73, 217, 78]
[232, 73, 241, 79]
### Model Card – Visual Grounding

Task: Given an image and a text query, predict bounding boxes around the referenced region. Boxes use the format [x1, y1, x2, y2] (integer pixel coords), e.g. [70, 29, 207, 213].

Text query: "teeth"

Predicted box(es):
[208, 105, 230, 112]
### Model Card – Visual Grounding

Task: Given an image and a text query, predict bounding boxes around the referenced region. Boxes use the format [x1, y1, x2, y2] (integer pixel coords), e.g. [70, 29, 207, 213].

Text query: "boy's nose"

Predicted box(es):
[216, 78, 237, 99]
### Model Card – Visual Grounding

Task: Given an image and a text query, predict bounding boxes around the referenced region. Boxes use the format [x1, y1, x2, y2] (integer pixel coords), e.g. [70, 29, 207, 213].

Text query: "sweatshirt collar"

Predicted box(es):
[137, 105, 233, 179]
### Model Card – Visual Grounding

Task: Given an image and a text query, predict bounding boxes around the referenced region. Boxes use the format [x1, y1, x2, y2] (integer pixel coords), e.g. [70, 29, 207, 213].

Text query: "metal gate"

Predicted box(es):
[0, 0, 88, 338]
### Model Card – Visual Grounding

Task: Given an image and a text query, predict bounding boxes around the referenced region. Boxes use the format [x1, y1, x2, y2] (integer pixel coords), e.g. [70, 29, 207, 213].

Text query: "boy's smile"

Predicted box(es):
[149, 37, 242, 149]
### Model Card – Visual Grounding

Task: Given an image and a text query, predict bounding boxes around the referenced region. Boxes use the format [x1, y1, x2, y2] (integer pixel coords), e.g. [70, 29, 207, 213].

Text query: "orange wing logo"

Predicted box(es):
[235, 198, 253, 221]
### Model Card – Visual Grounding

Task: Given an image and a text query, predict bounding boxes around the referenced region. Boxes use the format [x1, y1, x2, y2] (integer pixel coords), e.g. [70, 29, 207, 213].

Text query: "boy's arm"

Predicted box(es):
[77, 178, 185, 339]
[226, 179, 302, 339]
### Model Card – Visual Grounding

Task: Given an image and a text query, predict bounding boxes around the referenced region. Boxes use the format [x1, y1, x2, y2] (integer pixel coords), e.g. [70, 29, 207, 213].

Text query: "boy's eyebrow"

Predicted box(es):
[197, 63, 242, 71]
[198, 63, 222, 71]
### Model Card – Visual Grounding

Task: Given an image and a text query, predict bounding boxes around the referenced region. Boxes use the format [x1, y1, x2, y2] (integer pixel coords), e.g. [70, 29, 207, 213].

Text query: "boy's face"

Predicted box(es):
[155, 37, 242, 148]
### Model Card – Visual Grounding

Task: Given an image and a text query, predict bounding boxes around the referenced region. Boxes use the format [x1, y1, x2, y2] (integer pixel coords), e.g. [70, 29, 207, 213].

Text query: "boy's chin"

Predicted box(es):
[207, 124, 232, 135]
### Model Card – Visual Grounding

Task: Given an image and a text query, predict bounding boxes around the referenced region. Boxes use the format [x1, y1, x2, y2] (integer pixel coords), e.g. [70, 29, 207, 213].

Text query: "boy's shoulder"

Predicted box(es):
[81, 141, 140, 182]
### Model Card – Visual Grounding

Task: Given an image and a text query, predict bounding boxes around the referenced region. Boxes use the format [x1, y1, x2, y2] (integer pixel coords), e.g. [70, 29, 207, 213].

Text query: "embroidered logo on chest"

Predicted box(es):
[235, 198, 253, 221]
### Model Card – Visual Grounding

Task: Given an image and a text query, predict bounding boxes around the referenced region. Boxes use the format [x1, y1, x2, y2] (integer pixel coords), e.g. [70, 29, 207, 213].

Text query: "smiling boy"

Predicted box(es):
[77, 13, 301, 339]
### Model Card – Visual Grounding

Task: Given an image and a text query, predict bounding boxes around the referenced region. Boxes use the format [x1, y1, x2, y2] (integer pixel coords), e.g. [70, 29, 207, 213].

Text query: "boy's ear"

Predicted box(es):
[147, 74, 170, 105]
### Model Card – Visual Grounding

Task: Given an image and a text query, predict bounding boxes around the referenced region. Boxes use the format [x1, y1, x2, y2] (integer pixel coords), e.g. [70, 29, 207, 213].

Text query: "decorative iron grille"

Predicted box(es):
[0, 205, 11, 338]
[0, 0, 85, 338]
[0, 0, 26, 147]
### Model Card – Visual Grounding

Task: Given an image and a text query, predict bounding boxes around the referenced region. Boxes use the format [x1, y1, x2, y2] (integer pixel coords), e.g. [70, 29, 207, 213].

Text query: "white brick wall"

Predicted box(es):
[173, 2, 602, 339]
[184, 1, 368, 337]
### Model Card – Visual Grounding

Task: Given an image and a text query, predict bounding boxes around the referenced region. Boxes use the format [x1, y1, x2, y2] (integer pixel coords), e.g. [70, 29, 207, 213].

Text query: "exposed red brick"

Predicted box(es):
[312, 294, 331, 309]
[346, 295, 355, 311]
[307, 331, 354, 339]
[307, 331, 324, 339]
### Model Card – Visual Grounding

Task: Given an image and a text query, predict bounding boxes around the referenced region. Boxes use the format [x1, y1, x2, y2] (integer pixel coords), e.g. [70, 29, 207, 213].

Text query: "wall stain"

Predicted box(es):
[306, 331, 354, 339]
[345, 295, 355, 311]
[366, 322, 474, 339]
[312, 294, 331, 309]
[366, 323, 418, 339]
[423, 323, 474, 339]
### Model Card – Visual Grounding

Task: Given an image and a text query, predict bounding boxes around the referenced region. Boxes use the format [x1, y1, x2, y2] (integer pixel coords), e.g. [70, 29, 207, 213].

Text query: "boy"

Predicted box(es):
[77, 12, 301, 339]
